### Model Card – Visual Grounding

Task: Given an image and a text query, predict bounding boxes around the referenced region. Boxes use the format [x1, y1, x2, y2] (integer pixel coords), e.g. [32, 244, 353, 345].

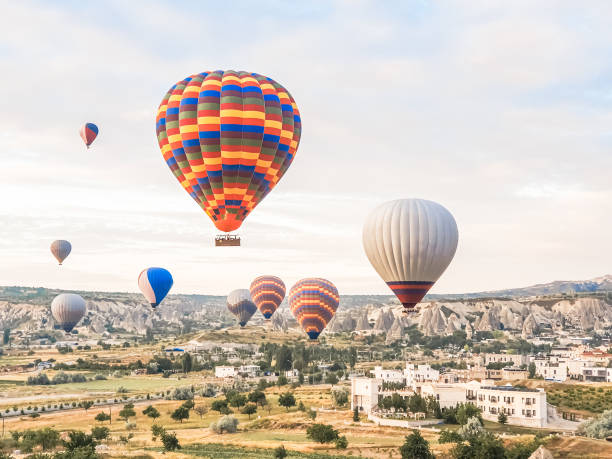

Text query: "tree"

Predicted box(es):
[456, 403, 482, 425]
[118, 404, 136, 422]
[248, 390, 267, 407]
[182, 399, 195, 410]
[194, 405, 208, 419]
[400, 430, 435, 459]
[171, 406, 190, 423]
[210, 415, 238, 434]
[459, 416, 484, 440]
[349, 347, 357, 370]
[161, 431, 181, 451]
[95, 412, 111, 423]
[241, 403, 257, 419]
[278, 392, 296, 411]
[143, 405, 160, 419]
[438, 430, 463, 444]
[91, 426, 110, 441]
[274, 445, 288, 459]
[331, 388, 348, 407]
[211, 399, 229, 413]
[325, 372, 339, 385]
[228, 393, 247, 408]
[335, 435, 348, 449]
[63, 430, 97, 452]
[3, 328, 10, 345]
[451, 432, 505, 459]
[151, 424, 166, 441]
[306, 424, 339, 443]
[578, 409, 612, 438]
[498, 411, 508, 425]
[275, 345, 293, 372]
[528, 362, 536, 379]
[181, 353, 193, 373]
[277, 375, 288, 387]
[81, 401, 94, 412]
[353, 407, 360, 422]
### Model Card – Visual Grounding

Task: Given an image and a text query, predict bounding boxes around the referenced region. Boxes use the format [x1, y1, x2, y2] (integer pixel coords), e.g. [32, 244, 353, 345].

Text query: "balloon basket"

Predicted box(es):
[215, 234, 240, 246]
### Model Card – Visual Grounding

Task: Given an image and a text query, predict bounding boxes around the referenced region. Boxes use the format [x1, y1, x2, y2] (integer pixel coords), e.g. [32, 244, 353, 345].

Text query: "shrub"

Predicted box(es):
[331, 388, 348, 407]
[578, 409, 612, 438]
[335, 435, 348, 449]
[439, 430, 463, 443]
[274, 444, 288, 459]
[459, 416, 484, 440]
[210, 415, 238, 434]
[161, 431, 181, 451]
[306, 424, 338, 443]
[95, 412, 111, 423]
[91, 426, 110, 441]
[400, 430, 434, 459]
[170, 387, 194, 400]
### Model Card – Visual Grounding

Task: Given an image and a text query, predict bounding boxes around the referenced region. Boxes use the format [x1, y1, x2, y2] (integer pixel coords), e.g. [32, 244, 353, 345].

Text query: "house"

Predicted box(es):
[482, 353, 530, 367]
[404, 364, 439, 385]
[372, 366, 404, 383]
[37, 361, 53, 371]
[351, 377, 381, 414]
[285, 369, 300, 380]
[214, 366, 236, 378]
[580, 367, 612, 383]
[419, 383, 467, 409]
[501, 367, 529, 381]
[476, 385, 547, 428]
[237, 365, 261, 378]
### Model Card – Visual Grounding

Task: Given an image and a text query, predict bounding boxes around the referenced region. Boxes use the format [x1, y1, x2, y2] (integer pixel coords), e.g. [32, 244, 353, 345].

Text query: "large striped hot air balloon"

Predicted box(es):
[288, 278, 339, 340]
[50, 240, 71, 265]
[155, 70, 301, 235]
[250, 275, 285, 320]
[362, 199, 458, 312]
[227, 289, 257, 327]
[80, 123, 98, 148]
[51, 293, 86, 333]
[138, 267, 173, 308]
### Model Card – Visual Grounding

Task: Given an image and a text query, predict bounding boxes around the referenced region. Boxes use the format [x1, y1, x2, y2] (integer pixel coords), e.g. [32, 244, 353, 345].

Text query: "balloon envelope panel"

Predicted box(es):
[362, 198, 458, 311]
[288, 278, 339, 340]
[156, 70, 301, 233]
[138, 267, 173, 307]
[227, 288, 257, 327]
[250, 275, 285, 319]
[51, 293, 86, 333]
[50, 240, 72, 265]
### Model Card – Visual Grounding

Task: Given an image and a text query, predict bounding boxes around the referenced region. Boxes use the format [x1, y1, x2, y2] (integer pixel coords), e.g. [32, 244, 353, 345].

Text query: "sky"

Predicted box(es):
[0, 0, 610, 296]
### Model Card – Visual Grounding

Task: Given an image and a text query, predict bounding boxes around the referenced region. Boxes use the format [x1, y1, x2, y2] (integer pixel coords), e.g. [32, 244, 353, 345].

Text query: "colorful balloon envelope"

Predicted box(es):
[227, 289, 257, 327]
[138, 267, 173, 308]
[51, 293, 86, 333]
[250, 275, 286, 320]
[155, 70, 301, 233]
[80, 123, 98, 148]
[288, 278, 339, 340]
[50, 240, 71, 265]
[362, 199, 458, 312]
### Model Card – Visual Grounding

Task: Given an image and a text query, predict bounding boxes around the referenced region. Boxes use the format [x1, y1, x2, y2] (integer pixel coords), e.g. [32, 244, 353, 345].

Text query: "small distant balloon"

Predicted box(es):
[50, 240, 71, 265]
[288, 278, 339, 340]
[250, 275, 285, 320]
[51, 293, 86, 333]
[80, 122, 98, 148]
[227, 289, 257, 327]
[138, 267, 173, 308]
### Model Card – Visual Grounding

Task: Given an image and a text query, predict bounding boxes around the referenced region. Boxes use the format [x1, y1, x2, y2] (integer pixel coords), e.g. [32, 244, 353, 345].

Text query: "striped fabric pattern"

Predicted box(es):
[80, 122, 98, 148]
[50, 239, 72, 265]
[250, 275, 286, 319]
[156, 70, 301, 233]
[227, 289, 258, 327]
[288, 278, 339, 340]
[387, 281, 435, 310]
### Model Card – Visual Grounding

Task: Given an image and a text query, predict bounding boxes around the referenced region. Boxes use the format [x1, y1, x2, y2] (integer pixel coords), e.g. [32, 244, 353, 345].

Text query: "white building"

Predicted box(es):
[215, 366, 236, 378]
[404, 364, 439, 385]
[420, 383, 467, 409]
[535, 360, 567, 382]
[373, 366, 404, 383]
[476, 385, 547, 428]
[580, 367, 612, 382]
[351, 377, 381, 414]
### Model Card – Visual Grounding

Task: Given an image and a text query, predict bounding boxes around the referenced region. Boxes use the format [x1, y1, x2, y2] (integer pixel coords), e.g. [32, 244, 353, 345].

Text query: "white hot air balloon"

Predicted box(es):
[50, 240, 72, 265]
[362, 199, 458, 312]
[51, 293, 86, 333]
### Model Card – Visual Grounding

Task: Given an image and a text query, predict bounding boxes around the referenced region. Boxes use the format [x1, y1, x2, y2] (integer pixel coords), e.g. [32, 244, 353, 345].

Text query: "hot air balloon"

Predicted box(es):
[51, 293, 86, 333]
[155, 70, 302, 245]
[250, 275, 285, 320]
[80, 123, 98, 148]
[362, 199, 458, 312]
[288, 278, 339, 340]
[138, 267, 173, 308]
[50, 240, 71, 265]
[227, 289, 257, 327]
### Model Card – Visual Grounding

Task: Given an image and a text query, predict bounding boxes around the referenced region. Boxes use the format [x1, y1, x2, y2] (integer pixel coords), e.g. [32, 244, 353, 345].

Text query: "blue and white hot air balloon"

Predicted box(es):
[138, 267, 173, 308]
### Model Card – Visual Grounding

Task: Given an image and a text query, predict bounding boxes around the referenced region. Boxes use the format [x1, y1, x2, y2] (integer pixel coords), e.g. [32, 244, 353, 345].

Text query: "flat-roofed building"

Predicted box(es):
[372, 366, 405, 383]
[351, 377, 381, 414]
[483, 353, 530, 367]
[476, 385, 547, 428]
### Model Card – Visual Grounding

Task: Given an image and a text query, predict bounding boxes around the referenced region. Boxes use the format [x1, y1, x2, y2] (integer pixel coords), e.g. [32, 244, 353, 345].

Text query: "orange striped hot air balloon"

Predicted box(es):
[288, 278, 339, 340]
[155, 70, 301, 240]
[250, 275, 285, 320]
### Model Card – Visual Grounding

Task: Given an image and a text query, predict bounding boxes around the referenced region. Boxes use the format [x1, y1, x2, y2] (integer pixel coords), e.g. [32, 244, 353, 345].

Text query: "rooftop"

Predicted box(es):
[480, 385, 541, 393]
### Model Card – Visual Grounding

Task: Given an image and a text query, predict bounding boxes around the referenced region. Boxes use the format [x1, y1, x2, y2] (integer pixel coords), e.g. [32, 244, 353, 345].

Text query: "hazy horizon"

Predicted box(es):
[1, 1, 611, 295]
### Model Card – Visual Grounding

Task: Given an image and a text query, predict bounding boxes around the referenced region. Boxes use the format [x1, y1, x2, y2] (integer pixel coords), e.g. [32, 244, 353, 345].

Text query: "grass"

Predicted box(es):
[177, 443, 367, 459]
[547, 384, 612, 414]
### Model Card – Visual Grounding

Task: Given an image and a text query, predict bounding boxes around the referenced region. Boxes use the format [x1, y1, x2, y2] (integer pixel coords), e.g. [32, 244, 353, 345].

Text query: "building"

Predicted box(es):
[373, 366, 404, 383]
[420, 383, 467, 409]
[482, 353, 530, 367]
[476, 385, 547, 428]
[237, 365, 261, 378]
[404, 364, 439, 385]
[501, 367, 529, 381]
[351, 377, 381, 414]
[580, 350, 612, 365]
[580, 367, 612, 382]
[534, 360, 567, 382]
[214, 366, 236, 378]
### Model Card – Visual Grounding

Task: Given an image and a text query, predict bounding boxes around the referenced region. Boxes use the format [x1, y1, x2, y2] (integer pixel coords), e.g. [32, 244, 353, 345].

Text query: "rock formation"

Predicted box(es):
[386, 316, 405, 344]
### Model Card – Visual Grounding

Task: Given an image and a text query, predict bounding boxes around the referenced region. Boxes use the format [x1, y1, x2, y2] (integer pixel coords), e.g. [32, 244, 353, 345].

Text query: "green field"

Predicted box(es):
[176, 443, 366, 459]
[547, 384, 612, 414]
